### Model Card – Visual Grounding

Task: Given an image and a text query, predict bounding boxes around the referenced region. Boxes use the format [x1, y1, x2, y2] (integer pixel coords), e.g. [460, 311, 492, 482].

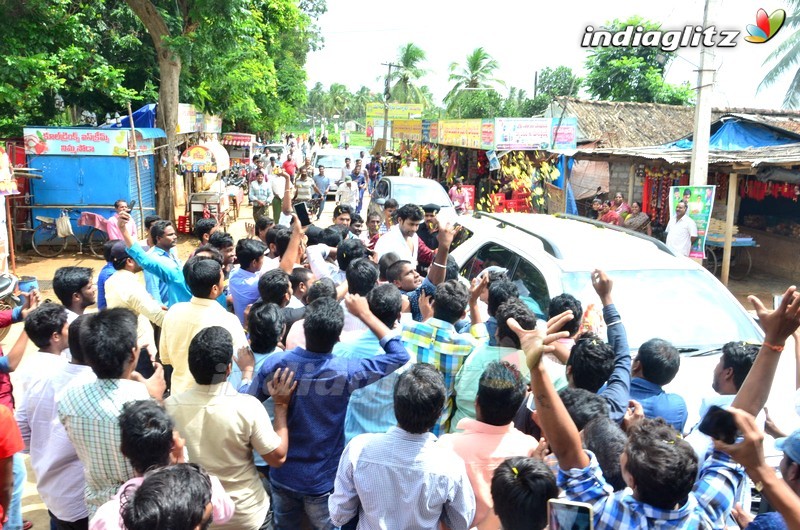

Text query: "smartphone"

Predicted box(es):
[698, 405, 738, 444]
[128, 199, 136, 210]
[294, 201, 312, 227]
[548, 499, 594, 530]
[526, 393, 536, 413]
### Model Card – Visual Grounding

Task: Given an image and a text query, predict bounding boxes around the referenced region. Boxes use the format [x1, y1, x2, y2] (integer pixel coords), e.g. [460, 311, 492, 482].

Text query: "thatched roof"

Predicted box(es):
[547, 97, 800, 148]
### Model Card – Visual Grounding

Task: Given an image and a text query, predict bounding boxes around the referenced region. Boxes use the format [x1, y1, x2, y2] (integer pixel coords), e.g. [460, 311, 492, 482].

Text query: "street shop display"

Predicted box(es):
[737, 174, 800, 239]
[642, 167, 690, 227]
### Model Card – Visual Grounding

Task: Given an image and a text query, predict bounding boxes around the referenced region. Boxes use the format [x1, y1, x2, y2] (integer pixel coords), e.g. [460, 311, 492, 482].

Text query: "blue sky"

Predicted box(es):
[304, 0, 796, 109]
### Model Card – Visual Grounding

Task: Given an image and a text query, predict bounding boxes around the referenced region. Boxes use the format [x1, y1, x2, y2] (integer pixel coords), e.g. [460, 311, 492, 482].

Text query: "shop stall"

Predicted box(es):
[179, 145, 231, 231]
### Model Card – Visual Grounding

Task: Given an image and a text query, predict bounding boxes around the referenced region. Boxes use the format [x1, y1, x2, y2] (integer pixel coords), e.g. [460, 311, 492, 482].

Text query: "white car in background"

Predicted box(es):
[448, 212, 796, 445]
[311, 148, 354, 197]
[369, 176, 458, 224]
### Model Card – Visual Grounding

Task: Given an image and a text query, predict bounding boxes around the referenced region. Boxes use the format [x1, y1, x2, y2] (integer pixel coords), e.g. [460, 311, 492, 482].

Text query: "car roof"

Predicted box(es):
[456, 212, 695, 272]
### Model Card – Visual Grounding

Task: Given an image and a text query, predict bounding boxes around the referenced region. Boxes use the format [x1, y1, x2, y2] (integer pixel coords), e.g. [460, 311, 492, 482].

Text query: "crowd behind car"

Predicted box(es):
[0, 184, 799, 530]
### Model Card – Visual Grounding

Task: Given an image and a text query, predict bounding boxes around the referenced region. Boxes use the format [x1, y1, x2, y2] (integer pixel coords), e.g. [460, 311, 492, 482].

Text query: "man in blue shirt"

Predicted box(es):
[241, 295, 409, 530]
[229, 238, 267, 325]
[312, 165, 331, 221]
[629, 338, 688, 432]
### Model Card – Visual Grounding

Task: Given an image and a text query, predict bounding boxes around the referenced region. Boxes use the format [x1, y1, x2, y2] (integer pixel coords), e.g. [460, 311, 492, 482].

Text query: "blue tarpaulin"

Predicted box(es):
[667, 117, 800, 151]
[101, 104, 157, 129]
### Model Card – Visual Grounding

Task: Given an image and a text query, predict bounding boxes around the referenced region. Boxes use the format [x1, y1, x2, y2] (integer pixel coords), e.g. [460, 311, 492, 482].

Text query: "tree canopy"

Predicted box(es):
[584, 16, 694, 105]
[761, 0, 800, 108]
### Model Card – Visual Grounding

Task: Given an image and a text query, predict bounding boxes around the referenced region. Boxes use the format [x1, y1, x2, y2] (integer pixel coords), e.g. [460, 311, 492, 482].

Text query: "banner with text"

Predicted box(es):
[552, 117, 578, 149]
[23, 128, 154, 157]
[391, 119, 423, 141]
[365, 102, 424, 119]
[494, 118, 553, 150]
[669, 185, 716, 259]
[438, 120, 483, 149]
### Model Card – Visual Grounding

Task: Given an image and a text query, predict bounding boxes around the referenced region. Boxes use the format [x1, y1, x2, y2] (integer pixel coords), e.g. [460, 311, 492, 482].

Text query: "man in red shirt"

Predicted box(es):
[0, 405, 24, 528]
[282, 153, 298, 178]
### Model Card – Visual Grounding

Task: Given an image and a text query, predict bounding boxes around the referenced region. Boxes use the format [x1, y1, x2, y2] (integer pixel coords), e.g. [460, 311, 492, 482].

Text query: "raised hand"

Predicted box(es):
[344, 293, 371, 320]
[235, 345, 255, 375]
[267, 367, 297, 407]
[713, 407, 766, 471]
[437, 222, 460, 248]
[507, 316, 571, 369]
[750, 286, 800, 346]
[591, 269, 613, 305]
[469, 274, 489, 307]
[419, 290, 434, 321]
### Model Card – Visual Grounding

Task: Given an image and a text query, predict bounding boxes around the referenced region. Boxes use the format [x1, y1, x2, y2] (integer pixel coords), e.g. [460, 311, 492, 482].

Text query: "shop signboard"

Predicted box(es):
[177, 103, 200, 134]
[481, 120, 495, 150]
[429, 121, 439, 143]
[23, 127, 139, 157]
[438, 120, 483, 149]
[552, 117, 578, 149]
[391, 119, 423, 141]
[421, 120, 432, 142]
[203, 115, 223, 134]
[180, 145, 217, 173]
[365, 102, 424, 119]
[494, 118, 552, 150]
[669, 185, 716, 259]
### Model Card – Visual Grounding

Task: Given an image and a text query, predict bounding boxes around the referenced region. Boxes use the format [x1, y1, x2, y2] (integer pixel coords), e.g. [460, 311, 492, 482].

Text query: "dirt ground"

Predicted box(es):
[7, 201, 794, 527]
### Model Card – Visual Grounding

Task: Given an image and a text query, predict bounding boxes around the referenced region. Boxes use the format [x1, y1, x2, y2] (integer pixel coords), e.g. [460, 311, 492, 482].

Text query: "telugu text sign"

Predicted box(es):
[391, 119, 423, 141]
[438, 120, 483, 149]
[365, 102, 424, 119]
[494, 118, 553, 150]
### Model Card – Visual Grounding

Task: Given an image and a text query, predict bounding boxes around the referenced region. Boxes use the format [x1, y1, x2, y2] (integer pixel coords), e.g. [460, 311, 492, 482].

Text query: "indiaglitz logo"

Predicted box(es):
[744, 8, 786, 43]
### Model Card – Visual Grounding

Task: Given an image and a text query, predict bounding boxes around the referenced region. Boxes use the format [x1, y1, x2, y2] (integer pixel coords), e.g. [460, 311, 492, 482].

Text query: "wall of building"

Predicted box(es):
[608, 161, 645, 204]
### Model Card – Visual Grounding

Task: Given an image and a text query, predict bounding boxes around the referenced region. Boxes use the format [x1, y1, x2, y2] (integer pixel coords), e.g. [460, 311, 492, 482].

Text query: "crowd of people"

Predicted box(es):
[0, 182, 799, 530]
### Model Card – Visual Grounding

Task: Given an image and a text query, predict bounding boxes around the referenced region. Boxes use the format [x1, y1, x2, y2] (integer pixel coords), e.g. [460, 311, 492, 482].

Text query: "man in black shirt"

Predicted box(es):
[418, 203, 440, 250]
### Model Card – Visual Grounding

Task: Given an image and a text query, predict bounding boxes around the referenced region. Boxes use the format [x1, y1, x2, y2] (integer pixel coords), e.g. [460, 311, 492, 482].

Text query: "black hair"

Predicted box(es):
[386, 260, 412, 285]
[289, 267, 314, 293]
[567, 333, 615, 393]
[265, 226, 280, 248]
[625, 418, 698, 509]
[150, 220, 173, 242]
[350, 213, 363, 226]
[248, 302, 284, 353]
[188, 326, 233, 385]
[144, 215, 161, 231]
[182, 256, 222, 299]
[367, 284, 402, 329]
[121, 464, 213, 530]
[432, 280, 469, 324]
[495, 300, 536, 349]
[445, 255, 459, 282]
[558, 387, 609, 429]
[491, 457, 558, 530]
[193, 217, 218, 242]
[306, 278, 337, 303]
[53, 266, 94, 307]
[103, 239, 121, 262]
[636, 338, 681, 386]
[303, 297, 344, 353]
[68, 315, 88, 364]
[273, 227, 293, 257]
[378, 252, 401, 281]
[319, 227, 343, 248]
[487, 280, 519, 317]
[24, 302, 68, 349]
[396, 203, 423, 222]
[477, 362, 526, 426]
[721, 341, 759, 390]
[333, 204, 354, 220]
[548, 293, 583, 337]
[80, 308, 138, 379]
[194, 245, 223, 265]
[394, 364, 445, 434]
[236, 239, 267, 270]
[346, 258, 378, 296]
[114, 199, 127, 208]
[256, 216, 274, 234]
[336, 238, 369, 271]
[384, 198, 399, 210]
[583, 417, 627, 491]
[367, 212, 382, 223]
[119, 400, 174, 475]
[209, 231, 234, 250]
[258, 269, 291, 305]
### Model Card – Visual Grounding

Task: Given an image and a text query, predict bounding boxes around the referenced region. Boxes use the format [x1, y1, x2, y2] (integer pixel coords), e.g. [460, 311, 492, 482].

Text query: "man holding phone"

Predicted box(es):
[106, 199, 137, 241]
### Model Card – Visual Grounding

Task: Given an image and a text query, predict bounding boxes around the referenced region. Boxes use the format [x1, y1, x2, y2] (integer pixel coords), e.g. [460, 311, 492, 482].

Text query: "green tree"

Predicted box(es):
[351, 86, 378, 119]
[584, 16, 693, 105]
[389, 43, 428, 104]
[760, 1, 800, 108]
[444, 47, 504, 107]
[537, 66, 582, 98]
[447, 90, 503, 119]
[327, 83, 352, 117]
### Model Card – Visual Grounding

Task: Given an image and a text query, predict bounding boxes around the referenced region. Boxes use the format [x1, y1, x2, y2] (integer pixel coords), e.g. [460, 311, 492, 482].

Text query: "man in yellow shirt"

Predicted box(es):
[160, 255, 248, 396]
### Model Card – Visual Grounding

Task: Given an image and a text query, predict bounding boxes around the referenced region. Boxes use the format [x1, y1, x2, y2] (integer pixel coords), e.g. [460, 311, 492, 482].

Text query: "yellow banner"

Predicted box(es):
[391, 119, 423, 141]
[366, 102, 424, 119]
[438, 119, 483, 149]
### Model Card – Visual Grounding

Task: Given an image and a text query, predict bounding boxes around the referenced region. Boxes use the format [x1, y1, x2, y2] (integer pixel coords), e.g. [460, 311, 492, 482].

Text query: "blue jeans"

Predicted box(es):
[270, 481, 335, 530]
[6, 453, 25, 530]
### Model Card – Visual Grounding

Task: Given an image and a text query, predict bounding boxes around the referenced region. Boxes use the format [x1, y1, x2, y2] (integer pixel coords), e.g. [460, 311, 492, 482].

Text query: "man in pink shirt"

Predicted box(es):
[449, 179, 468, 214]
[439, 361, 539, 529]
[105, 199, 137, 241]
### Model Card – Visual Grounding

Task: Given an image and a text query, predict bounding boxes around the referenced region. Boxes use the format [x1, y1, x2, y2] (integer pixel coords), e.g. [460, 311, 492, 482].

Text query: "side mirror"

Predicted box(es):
[375, 198, 386, 206]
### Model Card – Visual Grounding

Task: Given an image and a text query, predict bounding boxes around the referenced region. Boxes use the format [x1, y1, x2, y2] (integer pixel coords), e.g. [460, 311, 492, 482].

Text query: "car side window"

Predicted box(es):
[460, 243, 519, 280]
[513, 258, 550, 318]
[375, 180, 389, 199]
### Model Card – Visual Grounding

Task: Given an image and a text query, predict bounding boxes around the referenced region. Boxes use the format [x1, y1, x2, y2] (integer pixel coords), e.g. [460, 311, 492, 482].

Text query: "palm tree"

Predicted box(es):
[444, 47, 504, 106]
[327, 83, 352, 117]
[760, 1, 800, 108]
[352, 86, 378, 119]
[389, 43, 428, 104]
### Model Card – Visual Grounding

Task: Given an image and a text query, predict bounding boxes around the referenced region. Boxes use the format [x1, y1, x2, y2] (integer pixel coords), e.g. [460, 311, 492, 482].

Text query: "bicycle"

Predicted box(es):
[32, 208, 108, 258]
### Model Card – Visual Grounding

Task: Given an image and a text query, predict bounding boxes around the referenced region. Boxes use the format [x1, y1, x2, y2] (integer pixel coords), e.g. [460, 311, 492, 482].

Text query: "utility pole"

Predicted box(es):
[381, 62, 400, 152]
[689, 0, 716, 186]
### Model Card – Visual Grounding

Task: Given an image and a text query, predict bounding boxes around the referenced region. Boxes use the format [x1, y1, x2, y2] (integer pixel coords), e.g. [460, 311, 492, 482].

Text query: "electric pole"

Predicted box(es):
[381, 62, 400, 152]
[689, 0, 716, 186]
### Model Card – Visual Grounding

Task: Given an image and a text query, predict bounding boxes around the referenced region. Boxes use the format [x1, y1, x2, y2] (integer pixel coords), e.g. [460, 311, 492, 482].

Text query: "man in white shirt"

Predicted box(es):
[665, 200, 698, 257]
[374, 204, 424, 269]
[399, 159, 418, 177]
[341, 157, 353, 185]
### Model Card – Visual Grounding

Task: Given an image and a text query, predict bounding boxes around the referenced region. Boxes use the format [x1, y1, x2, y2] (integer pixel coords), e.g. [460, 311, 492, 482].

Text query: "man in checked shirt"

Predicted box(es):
[401, 276, 489, 435]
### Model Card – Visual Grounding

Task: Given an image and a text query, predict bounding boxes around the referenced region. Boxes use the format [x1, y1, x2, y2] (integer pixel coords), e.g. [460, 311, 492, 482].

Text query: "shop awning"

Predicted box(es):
[221, 133, 255, 147]
[136, 128, 166, 140]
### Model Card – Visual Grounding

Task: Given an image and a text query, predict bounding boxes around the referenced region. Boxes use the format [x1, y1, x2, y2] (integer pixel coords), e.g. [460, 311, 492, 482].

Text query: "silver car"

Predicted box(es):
[368, 176, 458, 224]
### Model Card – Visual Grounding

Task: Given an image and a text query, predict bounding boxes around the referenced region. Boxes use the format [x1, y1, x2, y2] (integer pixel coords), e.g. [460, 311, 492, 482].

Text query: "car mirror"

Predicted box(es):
[375, 198, 386, 206]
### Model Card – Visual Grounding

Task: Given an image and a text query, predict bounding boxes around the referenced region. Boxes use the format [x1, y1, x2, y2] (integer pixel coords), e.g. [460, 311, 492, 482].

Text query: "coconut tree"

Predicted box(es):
[389, 42, 428, 104]
[760, 2, 800, 108]
[327, 83, 352, 117]
[444, 47, 504, 107]
[352, 85, 378, 119]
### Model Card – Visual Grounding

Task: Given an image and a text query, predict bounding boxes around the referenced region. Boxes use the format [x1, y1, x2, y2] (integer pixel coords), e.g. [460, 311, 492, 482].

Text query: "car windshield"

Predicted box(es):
[392, 183, 450, 208]
[316, 155, 347, 168]
[561, 269, 762, 352]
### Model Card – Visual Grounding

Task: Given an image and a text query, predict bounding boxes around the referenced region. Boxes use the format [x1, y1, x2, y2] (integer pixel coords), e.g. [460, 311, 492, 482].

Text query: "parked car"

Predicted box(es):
[368, 176, 458, 224]
[311, 148, 353, 197]
[448, 212, 796, 446]
[262, 143, 286, 163]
